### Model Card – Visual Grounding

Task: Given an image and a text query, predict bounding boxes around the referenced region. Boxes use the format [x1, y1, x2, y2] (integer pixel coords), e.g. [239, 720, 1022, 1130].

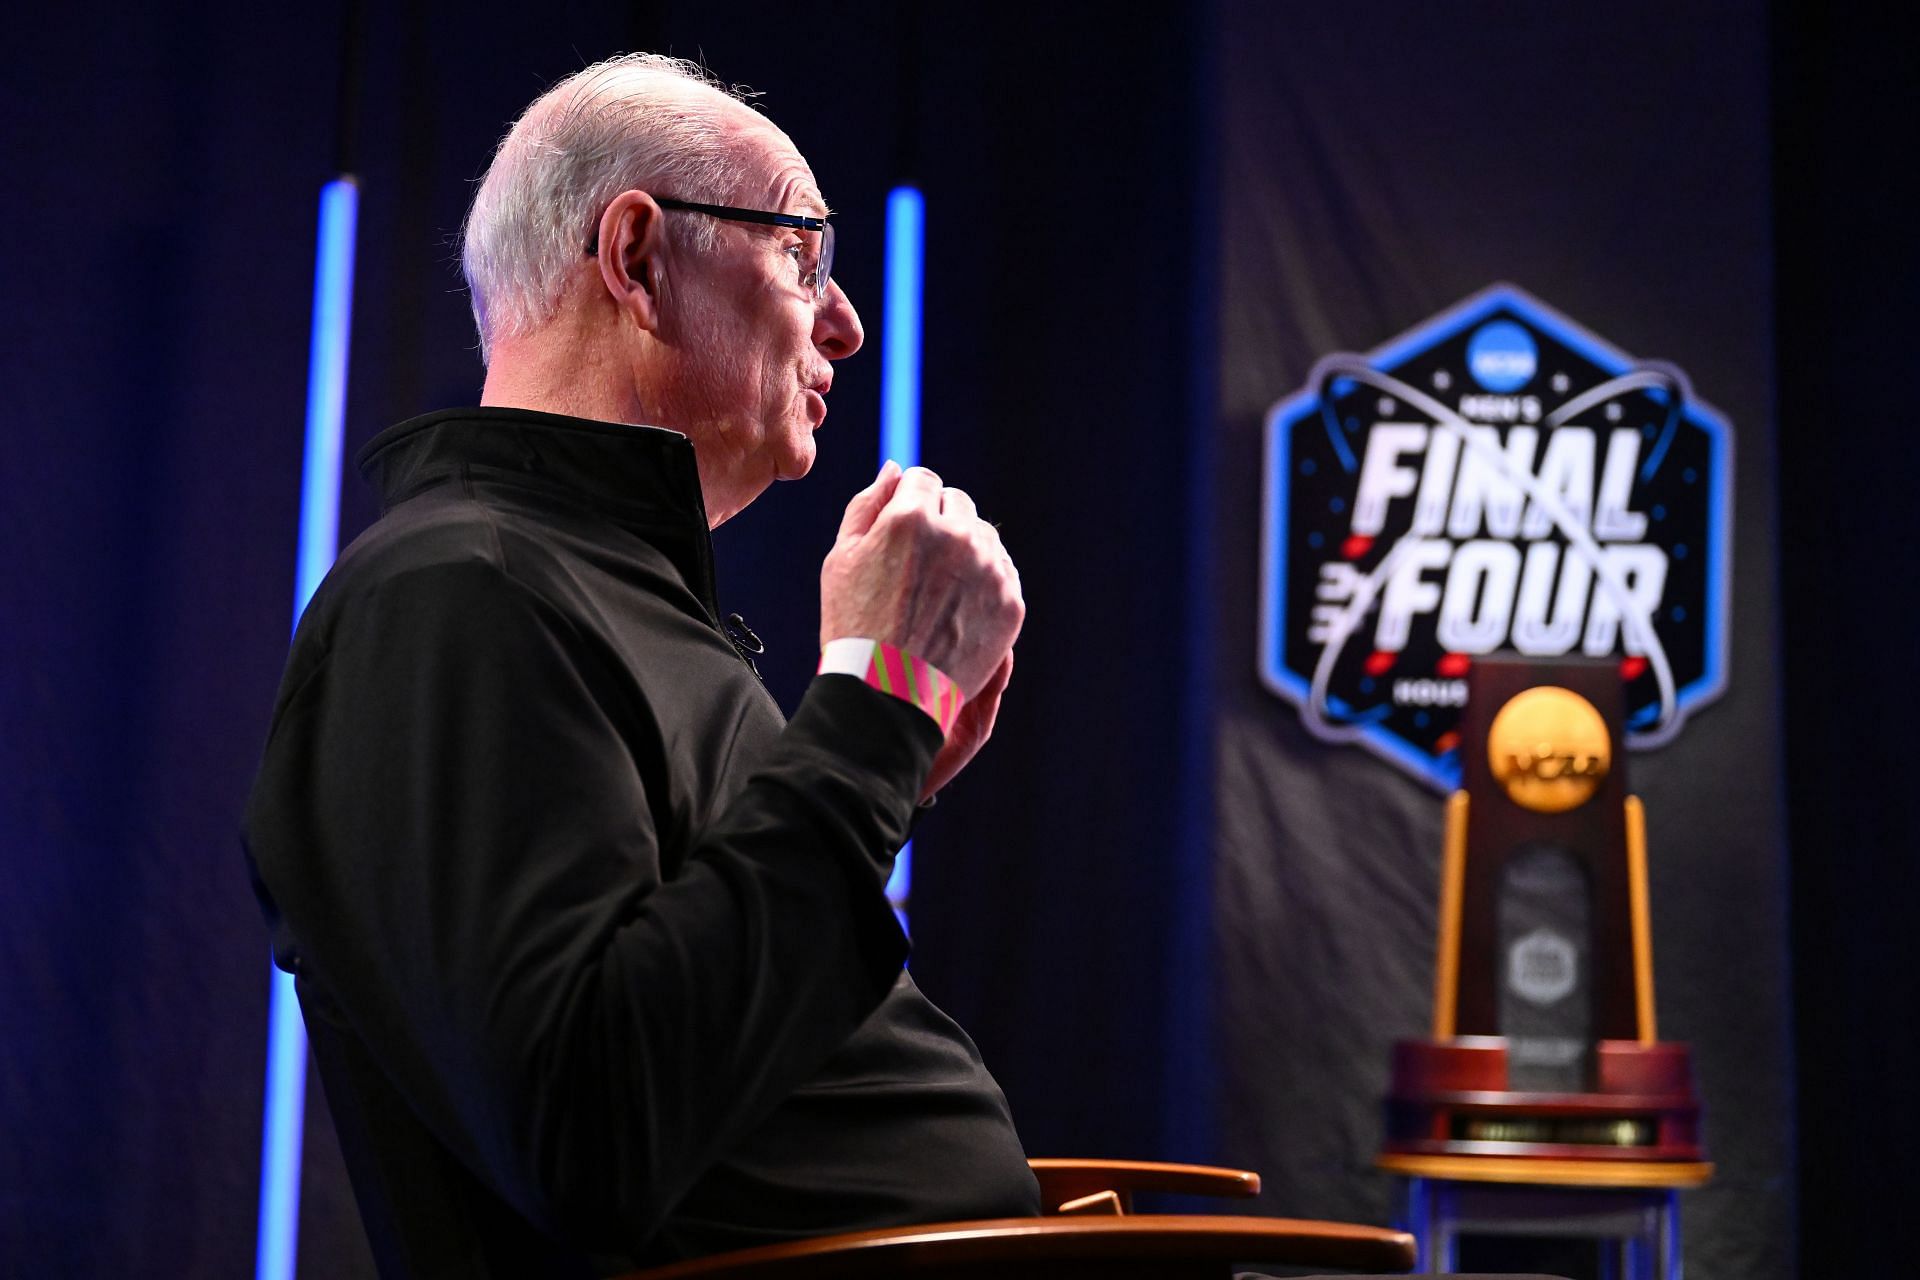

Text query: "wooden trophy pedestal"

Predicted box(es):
[1378, 1037, 1710, 1278]
[1381, 1036, 1708, 1173]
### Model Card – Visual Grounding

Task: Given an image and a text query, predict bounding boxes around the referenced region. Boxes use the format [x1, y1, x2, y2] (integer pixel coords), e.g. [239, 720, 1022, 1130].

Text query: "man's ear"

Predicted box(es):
[594, 190, 667, 331]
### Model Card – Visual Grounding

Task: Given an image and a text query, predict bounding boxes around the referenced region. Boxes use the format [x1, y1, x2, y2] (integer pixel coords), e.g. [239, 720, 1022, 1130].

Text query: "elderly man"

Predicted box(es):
[245, 54, 1035, 1275]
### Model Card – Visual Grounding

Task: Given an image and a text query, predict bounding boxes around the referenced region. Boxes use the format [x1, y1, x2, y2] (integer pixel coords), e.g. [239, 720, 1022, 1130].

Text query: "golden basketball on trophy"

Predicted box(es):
[1486, 685, 1613, 814]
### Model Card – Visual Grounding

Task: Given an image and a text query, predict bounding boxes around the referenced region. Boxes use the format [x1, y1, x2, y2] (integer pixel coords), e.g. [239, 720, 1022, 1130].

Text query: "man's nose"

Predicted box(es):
[814, 279, 864, 360]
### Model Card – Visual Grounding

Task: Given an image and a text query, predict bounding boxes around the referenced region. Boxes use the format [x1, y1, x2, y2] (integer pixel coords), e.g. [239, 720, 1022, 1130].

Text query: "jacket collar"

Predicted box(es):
[357, 406, 711, 528]
[356, 407, 719, 610]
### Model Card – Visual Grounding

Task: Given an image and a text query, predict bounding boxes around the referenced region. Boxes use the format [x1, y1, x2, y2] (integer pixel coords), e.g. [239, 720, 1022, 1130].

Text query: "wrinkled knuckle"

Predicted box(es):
[882, 504, 933, 540]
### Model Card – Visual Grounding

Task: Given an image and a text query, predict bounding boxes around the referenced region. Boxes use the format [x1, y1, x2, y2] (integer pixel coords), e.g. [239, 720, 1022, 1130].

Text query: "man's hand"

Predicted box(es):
[821, 462, 1025, 699]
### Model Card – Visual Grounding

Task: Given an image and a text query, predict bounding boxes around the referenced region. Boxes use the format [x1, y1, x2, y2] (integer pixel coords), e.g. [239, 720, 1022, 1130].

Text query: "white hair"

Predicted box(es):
[459, 54, 764, 363]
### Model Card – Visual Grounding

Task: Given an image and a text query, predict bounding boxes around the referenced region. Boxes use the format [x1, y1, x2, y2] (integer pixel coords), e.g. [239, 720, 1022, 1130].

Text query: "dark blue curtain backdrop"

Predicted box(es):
[1772, 3, 1920, 1276]
[1, 2, 1910, 1276]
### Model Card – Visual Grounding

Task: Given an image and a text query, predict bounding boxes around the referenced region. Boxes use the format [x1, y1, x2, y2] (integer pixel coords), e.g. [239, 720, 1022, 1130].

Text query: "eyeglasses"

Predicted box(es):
[585, 197, 836, 300]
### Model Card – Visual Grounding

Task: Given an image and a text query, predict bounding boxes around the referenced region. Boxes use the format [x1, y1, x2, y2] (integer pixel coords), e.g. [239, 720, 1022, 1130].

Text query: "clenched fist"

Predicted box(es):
[820, 462, 1024, 699]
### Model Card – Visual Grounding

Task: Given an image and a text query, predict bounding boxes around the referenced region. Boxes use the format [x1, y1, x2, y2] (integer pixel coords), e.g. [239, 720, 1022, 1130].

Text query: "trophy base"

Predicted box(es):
[1380, 1036, 1706, 1163]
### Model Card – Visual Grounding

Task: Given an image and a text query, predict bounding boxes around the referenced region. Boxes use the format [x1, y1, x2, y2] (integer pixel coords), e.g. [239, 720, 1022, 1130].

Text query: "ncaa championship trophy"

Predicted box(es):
[1377, 656, 1711, 1278]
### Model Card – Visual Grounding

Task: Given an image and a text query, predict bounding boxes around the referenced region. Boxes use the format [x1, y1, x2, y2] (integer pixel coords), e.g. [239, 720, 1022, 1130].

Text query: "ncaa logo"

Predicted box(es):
[1258, 284, 1734, 790]
[1467, 321, 1537, 392]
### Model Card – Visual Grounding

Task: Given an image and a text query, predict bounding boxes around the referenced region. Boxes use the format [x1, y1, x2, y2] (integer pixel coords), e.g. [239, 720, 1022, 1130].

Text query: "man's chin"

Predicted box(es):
[773, 439, 817, 482]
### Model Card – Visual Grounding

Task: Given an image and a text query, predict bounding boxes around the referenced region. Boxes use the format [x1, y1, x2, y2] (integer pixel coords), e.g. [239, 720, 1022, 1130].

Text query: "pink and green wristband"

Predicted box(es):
[818, 637, 965, 737]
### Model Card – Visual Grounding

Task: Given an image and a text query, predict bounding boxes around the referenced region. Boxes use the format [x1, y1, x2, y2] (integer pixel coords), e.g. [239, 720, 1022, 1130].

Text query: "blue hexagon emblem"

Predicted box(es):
[1258, 283, 1733, 791]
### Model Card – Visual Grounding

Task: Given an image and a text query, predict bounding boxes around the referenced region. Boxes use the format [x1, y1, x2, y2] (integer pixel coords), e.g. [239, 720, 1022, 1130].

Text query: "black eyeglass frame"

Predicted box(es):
[585, 197, 835, 299]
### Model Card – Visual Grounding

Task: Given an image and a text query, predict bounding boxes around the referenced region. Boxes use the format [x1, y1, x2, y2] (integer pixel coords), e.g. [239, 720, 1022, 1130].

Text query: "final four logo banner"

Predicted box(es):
[1257, 283, 1733, 791]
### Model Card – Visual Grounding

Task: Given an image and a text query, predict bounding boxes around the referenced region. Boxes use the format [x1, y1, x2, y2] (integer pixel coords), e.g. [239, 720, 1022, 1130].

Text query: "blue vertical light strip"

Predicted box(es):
[256, 175, 359, 1280]
[291, 179, 360, 623]
[880, 185, 925, 923]
[881, 186, 924, 471]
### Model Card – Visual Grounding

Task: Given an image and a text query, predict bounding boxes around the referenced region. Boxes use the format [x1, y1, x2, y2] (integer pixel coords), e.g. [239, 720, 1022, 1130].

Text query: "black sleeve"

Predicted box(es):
[244, 557, 937, 1254]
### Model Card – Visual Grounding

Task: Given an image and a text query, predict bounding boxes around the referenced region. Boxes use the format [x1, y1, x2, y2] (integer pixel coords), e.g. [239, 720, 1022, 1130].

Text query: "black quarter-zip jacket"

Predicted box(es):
[244, 408, 1038, 1277]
